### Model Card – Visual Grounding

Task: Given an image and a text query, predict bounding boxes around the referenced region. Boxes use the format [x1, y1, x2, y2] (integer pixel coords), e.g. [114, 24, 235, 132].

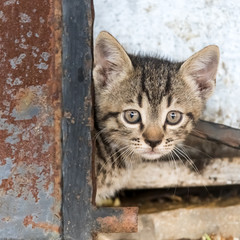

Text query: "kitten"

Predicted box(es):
[93, 31, 219, 202]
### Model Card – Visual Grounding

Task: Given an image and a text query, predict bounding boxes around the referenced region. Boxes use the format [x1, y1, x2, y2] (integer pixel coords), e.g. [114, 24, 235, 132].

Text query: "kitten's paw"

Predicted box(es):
[96, 197, 121, 207]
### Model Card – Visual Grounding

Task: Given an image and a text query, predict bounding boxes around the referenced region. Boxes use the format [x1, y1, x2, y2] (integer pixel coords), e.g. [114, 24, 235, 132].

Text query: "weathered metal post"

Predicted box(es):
[0, 0, 62, 238]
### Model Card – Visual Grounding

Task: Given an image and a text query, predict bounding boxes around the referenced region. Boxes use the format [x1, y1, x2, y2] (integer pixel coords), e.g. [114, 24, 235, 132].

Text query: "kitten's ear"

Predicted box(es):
[93, 31, 133, 87]
[180, 45, 220, 100]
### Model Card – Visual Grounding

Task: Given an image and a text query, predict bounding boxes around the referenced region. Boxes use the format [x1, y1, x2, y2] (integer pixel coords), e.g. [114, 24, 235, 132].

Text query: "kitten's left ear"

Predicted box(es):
[93, 31, 133, 88]
[180, 45, 220, 100]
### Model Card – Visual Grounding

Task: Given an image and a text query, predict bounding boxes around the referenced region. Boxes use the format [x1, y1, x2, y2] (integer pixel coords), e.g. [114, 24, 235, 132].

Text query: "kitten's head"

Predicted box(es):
[93, 31, 219, 160]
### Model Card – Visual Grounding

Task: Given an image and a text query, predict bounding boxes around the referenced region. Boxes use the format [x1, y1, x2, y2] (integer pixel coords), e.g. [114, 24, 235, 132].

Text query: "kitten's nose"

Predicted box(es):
[143, 126, 163, 148]
[144, 139, 161, 148]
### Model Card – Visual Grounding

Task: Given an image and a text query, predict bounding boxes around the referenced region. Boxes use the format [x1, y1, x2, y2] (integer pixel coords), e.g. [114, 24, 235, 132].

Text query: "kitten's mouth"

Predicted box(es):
[141, 150, 163, 160]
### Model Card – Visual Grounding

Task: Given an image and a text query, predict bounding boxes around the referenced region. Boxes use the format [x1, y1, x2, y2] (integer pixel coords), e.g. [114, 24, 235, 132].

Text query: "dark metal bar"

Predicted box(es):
[62, 0, 95, 238]
[192, 119, 240, 149]
[61, 0, 138, 239]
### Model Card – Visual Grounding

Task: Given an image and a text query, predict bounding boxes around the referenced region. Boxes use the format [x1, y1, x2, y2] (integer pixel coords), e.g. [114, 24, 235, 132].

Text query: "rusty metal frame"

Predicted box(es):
[0, 0, 62, 238]
[61, 0, 138, 239]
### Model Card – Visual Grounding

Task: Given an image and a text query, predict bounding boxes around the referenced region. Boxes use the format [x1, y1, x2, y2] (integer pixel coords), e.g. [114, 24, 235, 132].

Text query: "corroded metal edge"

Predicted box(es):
[95, 207, 138, 233]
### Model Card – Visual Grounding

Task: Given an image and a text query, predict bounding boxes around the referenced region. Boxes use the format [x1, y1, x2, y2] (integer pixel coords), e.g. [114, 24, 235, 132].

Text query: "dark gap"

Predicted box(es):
[116, 185, 240, 214]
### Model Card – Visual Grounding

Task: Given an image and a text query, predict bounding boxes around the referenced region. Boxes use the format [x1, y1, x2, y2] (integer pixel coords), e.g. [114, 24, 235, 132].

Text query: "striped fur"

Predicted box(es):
[93, 31, 219, 202]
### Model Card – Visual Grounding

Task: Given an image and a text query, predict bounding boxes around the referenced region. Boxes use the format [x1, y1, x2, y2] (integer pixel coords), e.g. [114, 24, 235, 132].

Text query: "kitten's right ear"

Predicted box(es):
[93, 31, 133, 88]
[180, 45, 220, 101]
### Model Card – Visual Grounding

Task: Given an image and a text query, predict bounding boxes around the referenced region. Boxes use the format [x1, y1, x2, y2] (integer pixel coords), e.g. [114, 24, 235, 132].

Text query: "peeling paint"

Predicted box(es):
[23, 215, 60, 233]
[5, 134, 20, 144]
[0, 157, 14, 184]
[42, 141, 51, 153]
[41, 52, 50, 61]
[11, 106, 40, 120]
[26, 31, 32, 37]
[39, 16, 45, 23]
[6, 76, 23, 86]
[4, 0, 16, 6]
[9, 53, 26, 69]
[19, 13, 31, 23]
[0, 11, 7, 22]
[35, 62, 48, 70]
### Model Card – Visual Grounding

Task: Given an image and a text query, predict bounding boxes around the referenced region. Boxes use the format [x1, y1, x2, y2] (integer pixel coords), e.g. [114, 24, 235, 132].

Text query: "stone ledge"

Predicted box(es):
[98, 204, 240, 240]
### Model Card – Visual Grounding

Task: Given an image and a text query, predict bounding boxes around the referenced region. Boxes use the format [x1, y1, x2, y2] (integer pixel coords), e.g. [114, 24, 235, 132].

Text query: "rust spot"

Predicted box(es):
[96, 207, 138, 233]
[209, 234, 235, 240]
[0, 158, 7, 166]
[23, 215, 60, 233]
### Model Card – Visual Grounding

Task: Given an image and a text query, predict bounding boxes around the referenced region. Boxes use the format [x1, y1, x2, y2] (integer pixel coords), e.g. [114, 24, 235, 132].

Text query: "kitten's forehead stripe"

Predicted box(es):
[141, 67, 151, 102]
[167, 95, 172, 108]
[137, 93, 142, 108]
[102, 111, 120, 121]
[130, 56, 182, 107]
[164, 70, 172, 95]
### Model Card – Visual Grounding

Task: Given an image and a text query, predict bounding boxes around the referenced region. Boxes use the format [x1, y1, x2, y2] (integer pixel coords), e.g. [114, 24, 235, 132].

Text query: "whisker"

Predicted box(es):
[169, 150, 178, 195]
[98, 146, 131, 173]
[175, 147, 199, 174]
[172, 148, 187, 169]
[174, 146, 209, 193]
[174, 146, 200, 174]
[122, 149, 135, 169]
[165, 151, 174, 169]
[94, 128, 108, 140]
[179, 143, 213, 159]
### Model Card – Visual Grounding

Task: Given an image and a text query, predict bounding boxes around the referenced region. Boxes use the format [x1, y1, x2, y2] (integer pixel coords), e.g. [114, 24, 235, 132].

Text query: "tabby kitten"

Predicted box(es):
[93, 31, 219, 202]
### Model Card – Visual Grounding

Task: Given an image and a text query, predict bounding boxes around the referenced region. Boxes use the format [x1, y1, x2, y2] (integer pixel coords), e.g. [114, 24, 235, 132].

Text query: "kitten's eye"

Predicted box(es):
[166, 111, 182, 125]
[124, 110, 141, 124]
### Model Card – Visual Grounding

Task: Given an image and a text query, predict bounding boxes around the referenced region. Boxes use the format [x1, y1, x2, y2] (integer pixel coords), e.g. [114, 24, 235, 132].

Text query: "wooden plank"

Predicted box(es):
[192, 120, 240, 149]
[126, 157, 240, 189]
